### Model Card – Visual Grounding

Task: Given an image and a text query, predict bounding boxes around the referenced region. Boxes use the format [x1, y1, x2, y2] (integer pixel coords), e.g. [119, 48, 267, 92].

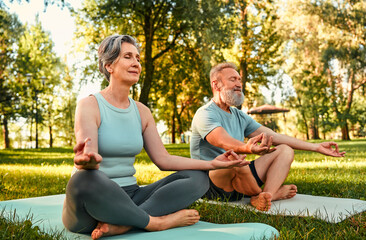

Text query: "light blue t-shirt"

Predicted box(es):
[94, 93, 144, 187]
[190, 100, 261, 160]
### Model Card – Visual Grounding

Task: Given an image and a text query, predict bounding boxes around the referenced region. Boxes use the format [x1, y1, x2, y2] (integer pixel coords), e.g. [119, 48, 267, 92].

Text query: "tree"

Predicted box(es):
[51, 62, 76, 147]
[152, 43, 213, 143]
[311, 0, 366, 140]
[227, 0, 283, 109]
[0, 9, 23, 148]
[148, 1, 239, 142]
[73, 0, 237, 106]
[276, 0, 366, 140]
[15, 17, 62, 148]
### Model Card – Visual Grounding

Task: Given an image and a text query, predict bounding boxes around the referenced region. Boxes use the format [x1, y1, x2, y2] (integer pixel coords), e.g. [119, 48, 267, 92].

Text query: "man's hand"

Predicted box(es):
[316, 142, 346, 157]
[73, 138, 102, 170]
[247, 133, 276, 155]
[211, 149, 250, 169]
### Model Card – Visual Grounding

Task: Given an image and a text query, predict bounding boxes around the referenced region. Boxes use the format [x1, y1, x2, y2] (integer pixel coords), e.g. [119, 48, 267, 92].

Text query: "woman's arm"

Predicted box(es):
[73, 96, 102, 169]
[136, 102, 249, 171]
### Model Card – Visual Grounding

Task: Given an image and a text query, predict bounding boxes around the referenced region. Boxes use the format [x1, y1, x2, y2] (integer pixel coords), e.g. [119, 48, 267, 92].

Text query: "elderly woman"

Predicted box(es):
[62, 35, 248, 240]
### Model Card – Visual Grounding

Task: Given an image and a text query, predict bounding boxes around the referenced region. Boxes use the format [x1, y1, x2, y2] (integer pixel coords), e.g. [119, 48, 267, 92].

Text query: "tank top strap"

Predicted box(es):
[128, 98, 142, 133]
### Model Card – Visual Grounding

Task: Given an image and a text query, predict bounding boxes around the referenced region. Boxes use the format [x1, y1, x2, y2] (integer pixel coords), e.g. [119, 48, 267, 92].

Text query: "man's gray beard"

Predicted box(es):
[220, 88, 244, 106]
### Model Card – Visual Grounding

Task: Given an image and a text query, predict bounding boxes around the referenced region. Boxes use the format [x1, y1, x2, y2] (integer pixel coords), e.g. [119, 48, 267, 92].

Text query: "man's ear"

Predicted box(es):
[212, 80, 220, 91]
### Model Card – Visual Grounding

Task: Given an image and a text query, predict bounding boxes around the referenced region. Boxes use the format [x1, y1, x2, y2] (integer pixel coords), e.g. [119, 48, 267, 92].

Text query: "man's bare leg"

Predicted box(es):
[209, 145, 296, 211]
[91, 209, 200, 239]
[250, 144, 296, 210]
[209, 165, 262, 196]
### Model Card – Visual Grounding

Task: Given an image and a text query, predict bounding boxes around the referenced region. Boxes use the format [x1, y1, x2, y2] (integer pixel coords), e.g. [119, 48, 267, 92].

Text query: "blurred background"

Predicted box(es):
[1, 0, 365, 149]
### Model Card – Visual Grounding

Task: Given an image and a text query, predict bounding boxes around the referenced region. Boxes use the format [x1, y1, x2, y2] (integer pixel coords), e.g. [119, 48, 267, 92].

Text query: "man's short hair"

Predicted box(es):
[210, 62, 238, 83]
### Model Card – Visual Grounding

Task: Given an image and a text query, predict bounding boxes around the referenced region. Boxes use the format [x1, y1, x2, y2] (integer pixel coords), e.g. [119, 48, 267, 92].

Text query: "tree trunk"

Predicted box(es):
[30, 106, 33, 148]
[239, 1, 249, 97]
[341, 72, 354, 141]
[2, 117, 10, 149]
[310, 118, 320, 140]
[171, 81, 177, 144]
[68, 98, 74, 146]
[139, 13, 155, 106]
[297, 97, 309, 140]
[341, 123, 350, 140]
[48, 110, 53, 148]
[49, 125, 53, 148]
[171, 111, 176, 144]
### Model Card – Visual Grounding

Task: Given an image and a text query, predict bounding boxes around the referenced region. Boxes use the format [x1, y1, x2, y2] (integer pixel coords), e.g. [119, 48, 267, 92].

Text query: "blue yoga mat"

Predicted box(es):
[0, 194, 279, 239]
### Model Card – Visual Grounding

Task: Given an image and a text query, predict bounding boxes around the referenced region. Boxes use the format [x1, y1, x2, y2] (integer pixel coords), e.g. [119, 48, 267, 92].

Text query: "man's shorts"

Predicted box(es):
[203, 160, 264, 201]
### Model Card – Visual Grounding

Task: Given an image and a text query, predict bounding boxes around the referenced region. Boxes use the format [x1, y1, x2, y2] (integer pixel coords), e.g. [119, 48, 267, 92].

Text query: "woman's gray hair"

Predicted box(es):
[98, 35, 140, 81]
[210, 62, 238, 84]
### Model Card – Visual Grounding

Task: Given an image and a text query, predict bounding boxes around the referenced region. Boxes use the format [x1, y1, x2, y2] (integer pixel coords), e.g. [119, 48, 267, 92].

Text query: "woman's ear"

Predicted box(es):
[106, 64, 113, 73]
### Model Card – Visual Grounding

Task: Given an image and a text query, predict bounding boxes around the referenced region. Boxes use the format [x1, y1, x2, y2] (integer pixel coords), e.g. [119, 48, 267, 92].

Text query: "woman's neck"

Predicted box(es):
[101, 83, 131, 109]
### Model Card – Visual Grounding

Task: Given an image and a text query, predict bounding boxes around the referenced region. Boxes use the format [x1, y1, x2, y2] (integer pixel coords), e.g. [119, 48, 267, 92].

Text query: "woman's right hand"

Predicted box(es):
[73, 138, 102, 170]
[211, 150, 249, 169]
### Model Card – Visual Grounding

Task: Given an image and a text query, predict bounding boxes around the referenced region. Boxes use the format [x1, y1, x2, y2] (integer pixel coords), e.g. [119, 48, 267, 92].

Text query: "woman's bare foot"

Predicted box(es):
[273, 184, 297, 200]
[250, 192, 272, 211]
[91, 222, 132, 240]
[145, 209, 200, 232]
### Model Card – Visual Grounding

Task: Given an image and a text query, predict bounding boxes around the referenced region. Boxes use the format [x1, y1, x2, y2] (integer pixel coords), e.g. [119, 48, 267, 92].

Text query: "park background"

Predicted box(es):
[0, 0, 365, 239]
[1, 0, 365, 149]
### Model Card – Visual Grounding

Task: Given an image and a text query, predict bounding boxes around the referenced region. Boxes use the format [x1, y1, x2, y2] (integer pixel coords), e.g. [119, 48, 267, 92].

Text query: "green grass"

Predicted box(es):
[0, 140, 365, 239]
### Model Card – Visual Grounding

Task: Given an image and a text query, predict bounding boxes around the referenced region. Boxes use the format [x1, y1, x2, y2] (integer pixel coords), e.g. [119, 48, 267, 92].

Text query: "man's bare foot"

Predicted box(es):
[145, 209, 200, 232]
[273, 184, 297, 200]
[91, 222, 132, 240]
[250, 192, 272, 211]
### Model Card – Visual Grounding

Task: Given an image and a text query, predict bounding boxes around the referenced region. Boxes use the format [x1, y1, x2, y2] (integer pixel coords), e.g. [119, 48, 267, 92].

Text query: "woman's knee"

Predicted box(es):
[181, 170, 210, 195]
[66, 170, 109, 197]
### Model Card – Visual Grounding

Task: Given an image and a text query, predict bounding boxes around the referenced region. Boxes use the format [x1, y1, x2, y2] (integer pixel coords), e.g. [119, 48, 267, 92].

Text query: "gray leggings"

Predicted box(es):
[62, 169, 209, 233]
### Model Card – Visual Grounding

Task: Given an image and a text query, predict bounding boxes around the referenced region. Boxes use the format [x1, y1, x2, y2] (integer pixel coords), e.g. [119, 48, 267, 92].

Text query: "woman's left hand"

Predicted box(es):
[211, 150, 250, 169]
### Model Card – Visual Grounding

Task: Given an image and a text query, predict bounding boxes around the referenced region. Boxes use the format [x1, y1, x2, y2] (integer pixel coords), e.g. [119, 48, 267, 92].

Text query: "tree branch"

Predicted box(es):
[152, 31, 180, 61]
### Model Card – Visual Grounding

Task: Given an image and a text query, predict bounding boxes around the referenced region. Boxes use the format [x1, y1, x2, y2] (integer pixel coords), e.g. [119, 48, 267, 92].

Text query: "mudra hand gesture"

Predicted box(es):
[73, 138, 102, 170]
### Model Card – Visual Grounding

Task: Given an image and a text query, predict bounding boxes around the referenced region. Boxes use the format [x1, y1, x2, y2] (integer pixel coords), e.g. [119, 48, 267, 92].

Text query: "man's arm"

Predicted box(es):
[205, 126, 274, 155]
[249, 126, 346, 157]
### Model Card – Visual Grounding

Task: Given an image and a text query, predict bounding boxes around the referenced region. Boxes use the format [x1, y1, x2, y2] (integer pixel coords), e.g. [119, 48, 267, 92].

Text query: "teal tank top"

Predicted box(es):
[94, 93, 144, 187]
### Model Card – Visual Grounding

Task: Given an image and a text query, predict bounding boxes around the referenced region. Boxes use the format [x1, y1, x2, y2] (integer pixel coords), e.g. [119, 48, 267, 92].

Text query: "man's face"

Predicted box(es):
[218, 68, 244, 106]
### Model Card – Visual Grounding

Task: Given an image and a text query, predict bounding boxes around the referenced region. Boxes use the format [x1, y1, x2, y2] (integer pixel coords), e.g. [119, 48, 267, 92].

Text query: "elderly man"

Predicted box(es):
[190, 62, 345, 211]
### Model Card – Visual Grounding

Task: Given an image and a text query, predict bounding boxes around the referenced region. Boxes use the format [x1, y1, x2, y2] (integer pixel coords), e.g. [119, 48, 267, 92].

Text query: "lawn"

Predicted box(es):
[0, 140, 365, 239]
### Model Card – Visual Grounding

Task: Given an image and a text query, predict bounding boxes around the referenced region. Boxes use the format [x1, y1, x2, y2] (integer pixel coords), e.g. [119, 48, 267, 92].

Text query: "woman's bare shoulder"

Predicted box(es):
[77, 95, 98, 108]
[134, 101, 154, 131]
[135, 101, 151, 115]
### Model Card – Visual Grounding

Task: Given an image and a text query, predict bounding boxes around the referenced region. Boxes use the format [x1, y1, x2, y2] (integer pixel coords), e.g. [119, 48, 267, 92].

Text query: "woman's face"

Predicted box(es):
[108, 42, 141, 84]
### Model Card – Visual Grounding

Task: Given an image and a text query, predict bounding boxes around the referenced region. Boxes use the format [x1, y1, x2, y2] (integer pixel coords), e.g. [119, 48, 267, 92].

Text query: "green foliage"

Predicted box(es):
[0, 9, 24, 149]
[0, 10, 77, 149]
[278, 0, 366, 140]
[232, 0, 284, 106]
[74, 0, 227, 105]
[74, 0, 241, 142]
